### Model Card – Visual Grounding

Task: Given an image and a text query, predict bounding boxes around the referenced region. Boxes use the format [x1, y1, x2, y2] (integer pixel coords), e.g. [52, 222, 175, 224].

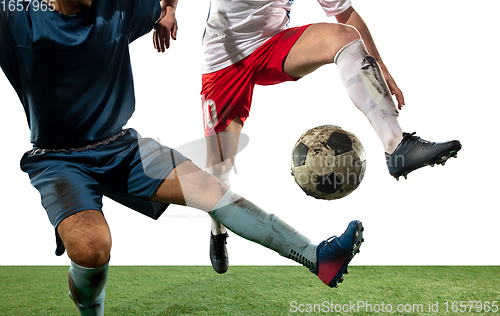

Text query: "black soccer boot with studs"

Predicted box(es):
[210, 232, 229, 274]
[386, 132, 462, 180]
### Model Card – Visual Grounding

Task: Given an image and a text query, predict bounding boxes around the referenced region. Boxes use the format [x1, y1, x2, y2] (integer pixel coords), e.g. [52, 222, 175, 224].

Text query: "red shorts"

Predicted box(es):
[201, 25, 310, 137]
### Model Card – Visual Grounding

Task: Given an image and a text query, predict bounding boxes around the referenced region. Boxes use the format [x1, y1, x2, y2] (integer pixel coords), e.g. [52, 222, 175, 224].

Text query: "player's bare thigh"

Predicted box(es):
[206, 117, 243, 175]
[151, 160, 228, 212]
[284, 23, 360, 78]
[57, 210, 111, 268]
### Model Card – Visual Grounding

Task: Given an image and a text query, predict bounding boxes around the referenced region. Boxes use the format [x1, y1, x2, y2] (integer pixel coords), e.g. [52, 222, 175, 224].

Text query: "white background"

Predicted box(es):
[1, 0, 499, 267]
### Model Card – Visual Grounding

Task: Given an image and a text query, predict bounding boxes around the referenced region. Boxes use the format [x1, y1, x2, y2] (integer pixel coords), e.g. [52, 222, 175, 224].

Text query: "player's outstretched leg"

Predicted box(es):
[153, 161, 363, 287]
[385, 132, 462, 180]
[210, 189, 363, 288]
[335, 39, 462, 179]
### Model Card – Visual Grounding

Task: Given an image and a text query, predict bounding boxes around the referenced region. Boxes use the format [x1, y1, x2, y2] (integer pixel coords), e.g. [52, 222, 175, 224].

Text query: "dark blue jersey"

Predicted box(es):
[0, 0, 161, 148]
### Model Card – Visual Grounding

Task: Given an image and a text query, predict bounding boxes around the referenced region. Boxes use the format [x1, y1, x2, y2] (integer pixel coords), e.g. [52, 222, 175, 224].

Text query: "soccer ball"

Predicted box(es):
[291, 125, 366, 200]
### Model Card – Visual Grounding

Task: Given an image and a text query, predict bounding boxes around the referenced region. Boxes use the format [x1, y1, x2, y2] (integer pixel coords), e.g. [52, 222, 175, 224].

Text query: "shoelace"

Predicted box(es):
[212, 233, 228, 255]
[403, 132, 431, 145]
[318, 235, 339, 254]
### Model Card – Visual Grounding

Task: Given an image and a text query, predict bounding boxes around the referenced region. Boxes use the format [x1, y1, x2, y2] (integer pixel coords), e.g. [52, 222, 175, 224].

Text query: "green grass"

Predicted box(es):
[1, 266, 499, 315]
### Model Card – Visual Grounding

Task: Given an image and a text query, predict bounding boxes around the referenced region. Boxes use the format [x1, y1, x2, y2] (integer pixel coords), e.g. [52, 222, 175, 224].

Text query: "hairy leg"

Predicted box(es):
[57, 210, 111, 268]
[57, 210, 111, 316]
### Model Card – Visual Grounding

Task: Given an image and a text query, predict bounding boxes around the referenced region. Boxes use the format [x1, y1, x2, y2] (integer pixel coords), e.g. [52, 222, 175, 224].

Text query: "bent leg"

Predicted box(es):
[284, 23, 360, 78]
[57, 210, 111, 268]
[57, 210, 111, 316]
[334, 39, 403, 153]
[284, 23, 403, 153]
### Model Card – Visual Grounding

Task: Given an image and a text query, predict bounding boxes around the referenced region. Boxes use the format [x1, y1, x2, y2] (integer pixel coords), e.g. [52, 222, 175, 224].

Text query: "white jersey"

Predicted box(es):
[201, 0, 352, 74]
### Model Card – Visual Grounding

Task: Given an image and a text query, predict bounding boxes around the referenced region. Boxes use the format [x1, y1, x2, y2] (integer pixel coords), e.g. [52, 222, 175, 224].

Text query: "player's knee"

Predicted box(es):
[336, 24, 360, 43]
[58, 211, 111, 267]
[69, 234, 111, 268]
[82, 240, 111, 268]
[329, 24, 360, 59]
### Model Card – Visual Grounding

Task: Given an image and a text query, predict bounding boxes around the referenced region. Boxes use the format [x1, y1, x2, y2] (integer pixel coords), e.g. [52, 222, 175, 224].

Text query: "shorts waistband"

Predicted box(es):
[29, 129, 128, 155]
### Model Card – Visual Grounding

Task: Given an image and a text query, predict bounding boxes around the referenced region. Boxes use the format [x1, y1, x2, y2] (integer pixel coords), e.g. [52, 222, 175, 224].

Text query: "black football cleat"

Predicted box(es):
[386, 132, 462, 180]
[210, 232, 229, 274]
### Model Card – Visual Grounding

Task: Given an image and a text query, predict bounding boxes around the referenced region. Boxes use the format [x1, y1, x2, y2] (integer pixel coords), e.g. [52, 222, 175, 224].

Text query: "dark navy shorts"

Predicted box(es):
[21, 128, 189, 229]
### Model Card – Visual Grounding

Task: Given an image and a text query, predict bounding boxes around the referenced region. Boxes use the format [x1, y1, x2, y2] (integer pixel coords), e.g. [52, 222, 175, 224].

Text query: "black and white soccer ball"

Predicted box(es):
[291, 125, 366, 200]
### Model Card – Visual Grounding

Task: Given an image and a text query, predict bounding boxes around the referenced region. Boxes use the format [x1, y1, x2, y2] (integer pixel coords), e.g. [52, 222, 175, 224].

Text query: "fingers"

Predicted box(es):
[153, 30, 157, 50]
[396, 91, 405, 110]
[163, 23, 178, 50]
[153, 27, 167, 53]
[153, 22, 177, 53]
[164, 32, 170, 50]
[153, 30, 161, 52]
[171, 23, 178, 41]
[392, 85, 405, 110]
[386, 77, 405, 110]
[154, 32, 163, 53]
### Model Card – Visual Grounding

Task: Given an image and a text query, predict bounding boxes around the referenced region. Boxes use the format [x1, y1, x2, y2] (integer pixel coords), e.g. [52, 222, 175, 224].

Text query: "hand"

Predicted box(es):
[153, 2, 178, 53]
[382, 68, 405, 110]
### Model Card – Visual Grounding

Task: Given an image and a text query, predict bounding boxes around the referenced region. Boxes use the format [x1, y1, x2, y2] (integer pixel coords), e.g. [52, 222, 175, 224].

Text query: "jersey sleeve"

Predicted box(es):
[316, 0, 352, 17]
[119, 0, 161, 43]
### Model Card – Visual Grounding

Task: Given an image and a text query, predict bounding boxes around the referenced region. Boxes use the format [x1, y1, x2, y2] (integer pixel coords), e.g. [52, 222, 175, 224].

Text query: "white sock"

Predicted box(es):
[68, 260, 108, 316]
[206, 168, 231, 235]
[335, 39, 403, 154]
[211, 189, 317, 270]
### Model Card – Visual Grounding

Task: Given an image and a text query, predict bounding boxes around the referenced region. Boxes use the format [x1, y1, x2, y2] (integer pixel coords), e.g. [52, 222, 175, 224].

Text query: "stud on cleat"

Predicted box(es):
[311, 220, 364, 288]
[386, 132, 462, 179]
